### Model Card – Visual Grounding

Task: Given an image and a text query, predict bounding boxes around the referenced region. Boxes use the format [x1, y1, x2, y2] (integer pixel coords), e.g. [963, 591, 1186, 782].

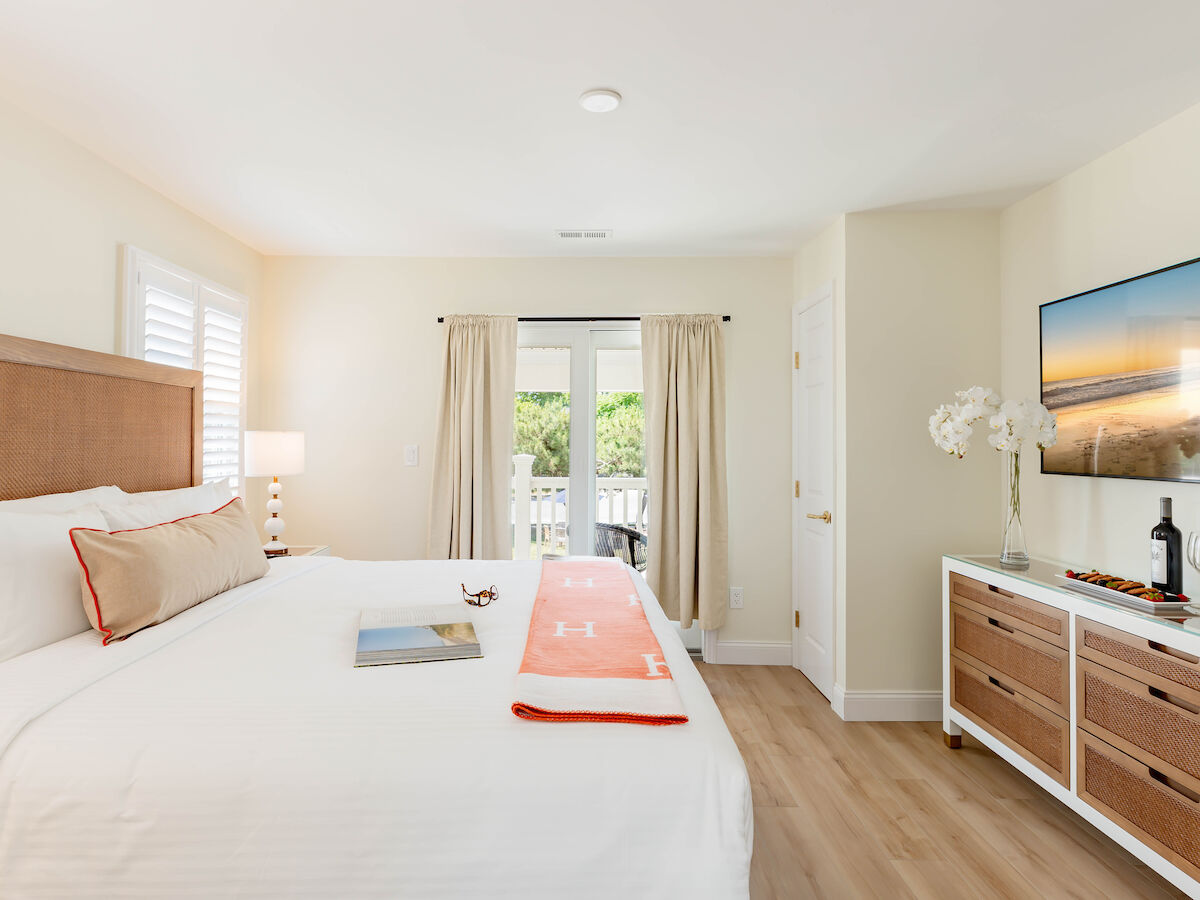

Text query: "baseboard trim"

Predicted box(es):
[833, 687, 943, 722]
[712, 640, 792, 666]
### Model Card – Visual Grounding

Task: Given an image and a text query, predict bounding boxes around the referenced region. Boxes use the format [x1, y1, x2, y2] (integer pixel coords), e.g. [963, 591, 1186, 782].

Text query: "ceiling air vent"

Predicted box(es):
[557, 229, 612, 240]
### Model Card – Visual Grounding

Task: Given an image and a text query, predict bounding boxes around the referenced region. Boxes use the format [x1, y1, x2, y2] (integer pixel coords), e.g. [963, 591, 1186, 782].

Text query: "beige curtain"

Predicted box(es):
[641, 314, 729, 630]
[427, 315, 518, 559]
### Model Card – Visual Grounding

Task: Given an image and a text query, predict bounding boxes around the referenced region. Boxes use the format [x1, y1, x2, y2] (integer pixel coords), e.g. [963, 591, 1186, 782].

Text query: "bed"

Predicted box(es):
[0, 334, 753, 898]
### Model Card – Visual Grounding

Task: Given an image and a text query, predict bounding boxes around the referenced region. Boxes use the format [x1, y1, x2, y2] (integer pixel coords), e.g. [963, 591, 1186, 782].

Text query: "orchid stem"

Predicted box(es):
[1008, 450, 1020, 524]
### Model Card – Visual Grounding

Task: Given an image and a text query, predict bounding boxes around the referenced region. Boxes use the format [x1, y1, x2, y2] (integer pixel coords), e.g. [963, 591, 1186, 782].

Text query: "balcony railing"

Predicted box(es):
[511, 454, 648, 560]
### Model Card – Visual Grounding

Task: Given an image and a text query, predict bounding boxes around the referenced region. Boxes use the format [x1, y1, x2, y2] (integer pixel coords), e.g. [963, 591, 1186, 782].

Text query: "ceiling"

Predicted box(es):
[3, 1, 1200, 257]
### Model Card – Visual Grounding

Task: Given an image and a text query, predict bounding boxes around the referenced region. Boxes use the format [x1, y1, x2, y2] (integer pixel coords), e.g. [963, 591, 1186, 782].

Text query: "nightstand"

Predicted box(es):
[281, 545, 331, 557]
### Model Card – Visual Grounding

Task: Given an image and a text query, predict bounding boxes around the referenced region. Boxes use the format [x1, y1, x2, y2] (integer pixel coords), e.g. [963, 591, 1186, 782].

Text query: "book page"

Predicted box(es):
[359, 604, 473, 629]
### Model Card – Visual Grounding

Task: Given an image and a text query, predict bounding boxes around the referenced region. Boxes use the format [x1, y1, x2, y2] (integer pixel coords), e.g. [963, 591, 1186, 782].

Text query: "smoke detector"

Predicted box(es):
[579, 89, 621, 113]
[557, 229, 613, 240]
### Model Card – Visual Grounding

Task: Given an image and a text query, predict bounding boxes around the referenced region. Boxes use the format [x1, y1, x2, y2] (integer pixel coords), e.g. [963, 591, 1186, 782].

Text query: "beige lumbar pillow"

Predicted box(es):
[70, 498, 269, 644]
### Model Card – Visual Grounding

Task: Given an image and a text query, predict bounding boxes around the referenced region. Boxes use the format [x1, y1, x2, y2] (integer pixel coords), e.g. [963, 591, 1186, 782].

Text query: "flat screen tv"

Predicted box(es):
[1040, 256, 1200, 482]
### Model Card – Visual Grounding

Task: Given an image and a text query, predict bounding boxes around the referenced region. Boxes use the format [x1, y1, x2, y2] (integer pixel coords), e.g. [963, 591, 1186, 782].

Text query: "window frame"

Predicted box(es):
[121, 245, 249, 489]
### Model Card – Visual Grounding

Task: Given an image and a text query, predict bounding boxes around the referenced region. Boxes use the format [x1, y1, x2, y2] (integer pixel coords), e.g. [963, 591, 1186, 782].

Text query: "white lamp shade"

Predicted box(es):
[244, 431, 305, 477]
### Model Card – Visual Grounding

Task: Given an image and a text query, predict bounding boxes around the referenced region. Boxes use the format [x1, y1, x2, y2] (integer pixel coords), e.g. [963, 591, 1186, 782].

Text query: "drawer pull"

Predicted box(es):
[1148, 640, 1200, 665]
[1148, 685, 1200, 715]
[1149, 767, 1200, 804]
[987, 675, 1016, 695]
[987, 584, 1014, 599]
[986, 616, 1015, 634]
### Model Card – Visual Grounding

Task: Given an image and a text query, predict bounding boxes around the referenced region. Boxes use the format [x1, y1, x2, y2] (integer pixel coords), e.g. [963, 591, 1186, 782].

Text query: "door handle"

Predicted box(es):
[806, 511, 832, 524]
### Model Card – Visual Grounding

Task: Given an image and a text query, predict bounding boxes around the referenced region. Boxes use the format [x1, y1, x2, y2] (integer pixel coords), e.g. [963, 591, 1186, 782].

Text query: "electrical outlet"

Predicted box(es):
[729, 586, 744, 609]
[403, 445, 419, 467]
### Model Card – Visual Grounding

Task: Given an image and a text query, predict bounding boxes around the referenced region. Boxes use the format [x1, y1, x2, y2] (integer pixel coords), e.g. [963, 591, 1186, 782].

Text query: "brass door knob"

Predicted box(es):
[806, 511, 832, 524]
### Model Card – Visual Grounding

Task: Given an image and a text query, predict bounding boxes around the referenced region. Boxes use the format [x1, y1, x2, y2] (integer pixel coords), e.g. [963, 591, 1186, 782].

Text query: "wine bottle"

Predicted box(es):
[1151, 497, 1183, 595]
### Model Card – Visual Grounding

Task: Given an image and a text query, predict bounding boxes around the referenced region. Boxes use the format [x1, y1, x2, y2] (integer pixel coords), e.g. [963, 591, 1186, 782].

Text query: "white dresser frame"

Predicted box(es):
[943, 555, 1200, 898]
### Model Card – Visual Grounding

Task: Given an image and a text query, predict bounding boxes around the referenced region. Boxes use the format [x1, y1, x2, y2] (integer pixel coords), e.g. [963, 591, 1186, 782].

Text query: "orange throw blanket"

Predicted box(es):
[512, 559, 688, 725]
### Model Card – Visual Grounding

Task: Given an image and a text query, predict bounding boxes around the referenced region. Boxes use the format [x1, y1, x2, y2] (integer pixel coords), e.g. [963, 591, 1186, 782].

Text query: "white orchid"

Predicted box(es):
[928, 386, 1000, 458]
[929, 388, 1056, 459]
[929, 403, 974, 457]
[954, 386, 1000, 424]
[1031, 404, 1057, 450]
[986, 398, 1058, 453]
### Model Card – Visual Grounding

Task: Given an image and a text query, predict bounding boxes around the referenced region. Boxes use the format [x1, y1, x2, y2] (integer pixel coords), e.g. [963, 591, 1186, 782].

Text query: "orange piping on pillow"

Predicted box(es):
[68, 496, 243, 646]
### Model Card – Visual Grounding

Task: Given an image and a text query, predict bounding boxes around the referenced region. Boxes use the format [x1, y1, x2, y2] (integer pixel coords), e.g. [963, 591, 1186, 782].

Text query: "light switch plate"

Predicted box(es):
[403, 445, 419, 467]
[729, 586, 744, 609]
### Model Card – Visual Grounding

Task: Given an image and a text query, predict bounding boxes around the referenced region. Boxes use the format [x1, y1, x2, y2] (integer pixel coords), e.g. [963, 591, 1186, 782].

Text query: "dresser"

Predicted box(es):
[944, 555, 1200, 897]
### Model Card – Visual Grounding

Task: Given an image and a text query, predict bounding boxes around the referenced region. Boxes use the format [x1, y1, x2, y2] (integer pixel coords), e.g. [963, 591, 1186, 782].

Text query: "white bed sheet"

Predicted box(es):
[0, 558, 752, 898]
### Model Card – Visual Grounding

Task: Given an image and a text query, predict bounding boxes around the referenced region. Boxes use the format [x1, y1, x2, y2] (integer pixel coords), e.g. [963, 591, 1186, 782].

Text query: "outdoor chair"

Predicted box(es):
[594, 522, 649, 572]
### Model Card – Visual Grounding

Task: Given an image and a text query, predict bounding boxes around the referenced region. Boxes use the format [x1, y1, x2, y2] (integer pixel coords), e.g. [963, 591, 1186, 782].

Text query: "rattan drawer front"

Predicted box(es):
[950, 657, 1069, 786]
[1078, 659, 1200, 791]
[949, 572, 1068, 648]
[1078, 618, 1200, 695]
[950, 603, 1069, 716]
[1078, 730, 1200, 883]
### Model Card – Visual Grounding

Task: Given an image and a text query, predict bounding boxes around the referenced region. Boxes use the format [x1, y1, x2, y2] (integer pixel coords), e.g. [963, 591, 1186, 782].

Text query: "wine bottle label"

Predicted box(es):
[1152, 539, 1168, 583]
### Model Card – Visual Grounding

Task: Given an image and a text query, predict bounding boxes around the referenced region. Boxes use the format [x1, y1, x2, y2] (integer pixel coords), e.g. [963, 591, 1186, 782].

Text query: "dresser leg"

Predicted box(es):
[943, 731, 962, 749]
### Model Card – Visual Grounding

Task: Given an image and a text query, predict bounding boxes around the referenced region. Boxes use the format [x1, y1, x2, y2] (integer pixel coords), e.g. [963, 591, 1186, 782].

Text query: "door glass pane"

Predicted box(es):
[512, 347, 571, 559]
[594, 346, 647, 570]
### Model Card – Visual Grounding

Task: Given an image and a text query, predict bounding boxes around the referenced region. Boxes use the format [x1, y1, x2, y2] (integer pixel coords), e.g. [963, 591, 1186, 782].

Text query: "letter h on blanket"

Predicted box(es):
[553, 621, 596, 637]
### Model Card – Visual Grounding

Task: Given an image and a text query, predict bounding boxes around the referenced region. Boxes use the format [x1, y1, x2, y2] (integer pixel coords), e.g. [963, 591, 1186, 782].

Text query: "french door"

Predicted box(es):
[513, 322, 645, 558]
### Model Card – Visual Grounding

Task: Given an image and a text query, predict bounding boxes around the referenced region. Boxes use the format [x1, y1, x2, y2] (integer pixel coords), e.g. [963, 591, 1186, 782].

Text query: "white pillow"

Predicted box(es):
[118, 479, 234, 505]
[102, 480, 234, 530]
[0, 505, 108, 663]
[0, 485, 125, 514]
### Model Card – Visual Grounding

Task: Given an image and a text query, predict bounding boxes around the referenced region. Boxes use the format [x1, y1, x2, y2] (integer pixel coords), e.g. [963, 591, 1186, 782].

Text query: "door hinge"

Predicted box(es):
[794, 351, 799, 370]
[794, 610, 799, 628]
[794, 480, 799, 498]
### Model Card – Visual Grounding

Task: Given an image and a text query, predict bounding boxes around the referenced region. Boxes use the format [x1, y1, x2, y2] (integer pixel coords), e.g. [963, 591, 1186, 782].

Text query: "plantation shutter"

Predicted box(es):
[141, 264, 196, 369]
[201, 291, 246, 491]
[125, 248, 248, 491]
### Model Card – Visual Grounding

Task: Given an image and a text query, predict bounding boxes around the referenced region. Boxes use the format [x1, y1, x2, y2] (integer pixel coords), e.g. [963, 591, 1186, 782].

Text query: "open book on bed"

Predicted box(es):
[355, 605, 481, 666]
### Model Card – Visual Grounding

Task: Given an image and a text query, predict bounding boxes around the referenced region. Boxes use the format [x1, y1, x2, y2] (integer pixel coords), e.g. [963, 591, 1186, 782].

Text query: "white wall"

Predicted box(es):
[795, 211, 1002, 696]
[256, 256, 794, 644]
[0, 97, 263, 357]
[843, 211, 1001, 692]
[1001, 100, 1200, 597]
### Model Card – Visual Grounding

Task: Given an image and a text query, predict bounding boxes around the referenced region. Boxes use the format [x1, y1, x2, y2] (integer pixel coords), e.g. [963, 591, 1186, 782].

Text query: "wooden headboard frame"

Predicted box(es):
[0, 333, 202, 501]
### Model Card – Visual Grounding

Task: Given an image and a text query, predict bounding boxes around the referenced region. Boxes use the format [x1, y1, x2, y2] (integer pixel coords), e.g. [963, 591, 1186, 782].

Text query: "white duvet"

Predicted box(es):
[0, 558, 752, 899]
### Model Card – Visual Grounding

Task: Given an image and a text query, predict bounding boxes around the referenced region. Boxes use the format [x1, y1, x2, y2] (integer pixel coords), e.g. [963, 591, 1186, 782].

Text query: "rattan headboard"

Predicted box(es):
[0, 333, 202, 501]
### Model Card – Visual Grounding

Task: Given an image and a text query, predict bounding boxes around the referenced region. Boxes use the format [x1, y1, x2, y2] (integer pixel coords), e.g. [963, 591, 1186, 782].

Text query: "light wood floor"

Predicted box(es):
[697, 663, 1187, 900]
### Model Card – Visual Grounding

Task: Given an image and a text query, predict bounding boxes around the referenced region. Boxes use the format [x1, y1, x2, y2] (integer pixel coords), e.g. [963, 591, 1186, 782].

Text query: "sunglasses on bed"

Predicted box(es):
[462, 584, 498, 607]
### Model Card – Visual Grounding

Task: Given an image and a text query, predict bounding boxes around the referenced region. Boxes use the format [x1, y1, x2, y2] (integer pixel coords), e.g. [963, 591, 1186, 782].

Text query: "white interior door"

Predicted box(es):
[792, 288, 835, 700]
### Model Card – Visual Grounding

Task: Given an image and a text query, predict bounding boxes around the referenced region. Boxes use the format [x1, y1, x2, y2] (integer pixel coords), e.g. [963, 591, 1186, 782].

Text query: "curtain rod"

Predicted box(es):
[436, 315, 731, 323]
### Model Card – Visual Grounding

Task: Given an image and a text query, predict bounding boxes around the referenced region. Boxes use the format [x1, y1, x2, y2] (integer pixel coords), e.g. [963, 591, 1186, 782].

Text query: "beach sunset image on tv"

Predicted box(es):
[1041, 258, 1200, 481]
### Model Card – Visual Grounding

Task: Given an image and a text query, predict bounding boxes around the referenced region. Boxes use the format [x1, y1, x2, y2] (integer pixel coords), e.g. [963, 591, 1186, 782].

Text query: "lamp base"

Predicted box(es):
[263, 540, 290, 558]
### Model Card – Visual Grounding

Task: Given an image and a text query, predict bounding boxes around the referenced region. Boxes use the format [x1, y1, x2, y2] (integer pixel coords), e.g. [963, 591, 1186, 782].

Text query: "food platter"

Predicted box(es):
[1055, 574, 1191, 613]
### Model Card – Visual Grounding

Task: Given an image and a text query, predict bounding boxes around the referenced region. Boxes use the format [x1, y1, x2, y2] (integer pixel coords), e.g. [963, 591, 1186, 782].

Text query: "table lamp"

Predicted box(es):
[244, 431, 305, 557]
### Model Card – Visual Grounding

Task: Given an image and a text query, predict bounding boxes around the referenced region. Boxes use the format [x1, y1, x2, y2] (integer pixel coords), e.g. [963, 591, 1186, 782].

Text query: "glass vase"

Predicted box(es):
[1000, 450, 1029, 569]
